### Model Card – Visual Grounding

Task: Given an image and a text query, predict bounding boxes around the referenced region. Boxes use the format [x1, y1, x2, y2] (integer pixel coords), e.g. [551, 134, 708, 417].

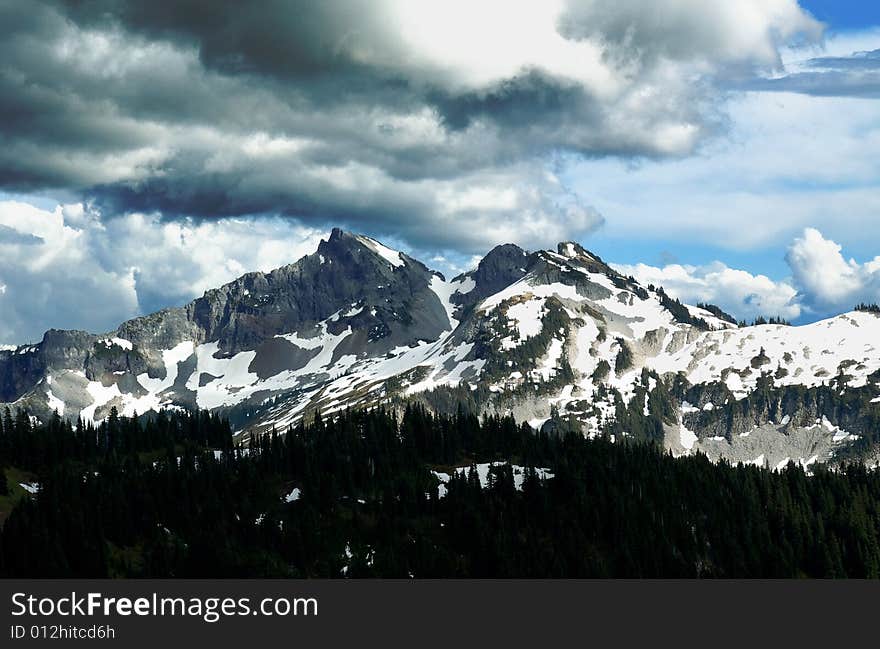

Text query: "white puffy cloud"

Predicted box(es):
[0, 201, 139, 344]
[87, 213, 327, 316]
[786, 227, 880, 313]
[0, 200, 326, 345]
[359, 0, 821, 99]
[615, 261, 801, 322]
[617, 228, 880, 323]
[559, 0, 820, 69]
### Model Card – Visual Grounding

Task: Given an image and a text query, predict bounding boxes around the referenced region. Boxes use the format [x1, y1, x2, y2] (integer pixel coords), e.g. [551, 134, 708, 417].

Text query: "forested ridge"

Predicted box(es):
[1, 404, 880, 578]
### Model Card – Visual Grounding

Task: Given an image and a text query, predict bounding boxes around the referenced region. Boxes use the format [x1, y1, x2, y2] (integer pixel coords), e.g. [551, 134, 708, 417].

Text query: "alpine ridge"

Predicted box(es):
[2, 229, 880, 470]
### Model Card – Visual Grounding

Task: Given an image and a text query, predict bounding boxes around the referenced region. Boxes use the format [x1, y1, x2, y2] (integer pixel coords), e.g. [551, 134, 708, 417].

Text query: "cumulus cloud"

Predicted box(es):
[0, 0, 823, 252]
[0, 201, 139, 344]
[786, 227, 880, 313]
[618, 228, 880, 323]
[615, 261, 802, 322]
[559, 0, 820, 68]
[0, 200, 325, 345]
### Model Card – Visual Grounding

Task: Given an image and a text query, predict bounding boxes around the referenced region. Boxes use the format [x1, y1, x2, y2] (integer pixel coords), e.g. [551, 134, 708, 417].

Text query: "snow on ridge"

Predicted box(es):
[137, 341, 195, 395]
[100, 337, 133, 351]
[534, 338, 564, 381]
[355, 235, 404, 268]
[187, 342, 260, 410]
[505, 298, 545, 342]
[683, 304, 737, 331]
[72, 341, 197, 423]
[475, 263, 676, 343]
[479, 279, 584, 313]
[79, 380, 123, 422]
[648, 310, 880, 398]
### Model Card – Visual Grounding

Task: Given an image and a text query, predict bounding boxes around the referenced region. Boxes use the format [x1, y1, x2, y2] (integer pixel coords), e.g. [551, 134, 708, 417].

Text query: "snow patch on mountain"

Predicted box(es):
[186, 342, 259, 409]
[355, 235, 404, 267]
[648, 312, 880, 398]
[137, 342, 195, 395]
[429, 274, 465, 331]
[432, 463, 554, 497]
[505, 298, 545, 342]
[45, 387, 65, 416]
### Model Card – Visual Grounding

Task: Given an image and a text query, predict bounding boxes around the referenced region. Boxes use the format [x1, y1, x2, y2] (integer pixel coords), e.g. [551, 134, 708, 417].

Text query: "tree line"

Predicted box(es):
[2, 404, 880, 577]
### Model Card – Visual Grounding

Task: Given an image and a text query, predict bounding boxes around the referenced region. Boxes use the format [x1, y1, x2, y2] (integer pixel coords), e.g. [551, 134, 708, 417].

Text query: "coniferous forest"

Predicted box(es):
[1, 404, 880, 578]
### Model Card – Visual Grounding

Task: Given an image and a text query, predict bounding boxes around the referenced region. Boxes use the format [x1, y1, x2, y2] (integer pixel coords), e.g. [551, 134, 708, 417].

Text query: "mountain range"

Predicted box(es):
[2, 228, 880, 470]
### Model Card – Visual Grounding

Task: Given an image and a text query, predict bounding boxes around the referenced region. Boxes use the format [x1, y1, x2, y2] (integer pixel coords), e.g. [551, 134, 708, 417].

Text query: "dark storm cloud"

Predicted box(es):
[0, 0, 822, 252]
[428, 72, 592, 134]
[0, 0, 844, 344]
[52, 0, 396, 79]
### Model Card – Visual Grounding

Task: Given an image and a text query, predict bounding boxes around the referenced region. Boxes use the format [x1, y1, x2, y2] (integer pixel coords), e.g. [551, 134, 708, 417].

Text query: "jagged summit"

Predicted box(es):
[2, 228, 880, 471]
[557, 241, 591, 259]
[322, 227, 400, 265]
[450, 243, 533, 311]
[321, 227, 413, 270]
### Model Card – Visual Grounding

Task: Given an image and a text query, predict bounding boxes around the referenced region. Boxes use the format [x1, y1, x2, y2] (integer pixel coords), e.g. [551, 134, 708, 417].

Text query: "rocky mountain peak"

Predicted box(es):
[452, 243, 534, 310]
[318, 228, 409, 271]
[3, 228, 880, 472]
[557, 241, 591, 259]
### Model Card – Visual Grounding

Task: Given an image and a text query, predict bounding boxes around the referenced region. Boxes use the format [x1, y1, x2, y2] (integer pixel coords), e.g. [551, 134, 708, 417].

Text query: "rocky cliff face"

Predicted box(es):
[450, 243, 534, 314]
[3, 228, 880, 468]
[0, 228, 449, 421]
[110, 227, 449, 356]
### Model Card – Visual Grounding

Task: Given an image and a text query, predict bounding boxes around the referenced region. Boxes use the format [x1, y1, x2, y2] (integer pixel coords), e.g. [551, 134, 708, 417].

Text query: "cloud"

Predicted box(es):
[749, 48, 880, 97]
[746, 29, 880, 98]
[1, 1, 865, 342]
[559, 0, 820, 68]
[559, 29, 880, 261]
[0, 201, 139, 344]
[1, 194, 877, 347]
[786, 227, 880, 313]
[565, 87, 880, 253]
[617, 228, 880, 323]
[0, 200, 325, 344]
[0, 1, 822, 252]
[615, 261, 802, 322]
[87, 213, 327, 316]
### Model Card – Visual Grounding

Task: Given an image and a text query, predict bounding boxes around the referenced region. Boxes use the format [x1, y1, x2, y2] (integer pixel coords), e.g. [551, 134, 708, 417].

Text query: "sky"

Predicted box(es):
[0, 0, 879, 344]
